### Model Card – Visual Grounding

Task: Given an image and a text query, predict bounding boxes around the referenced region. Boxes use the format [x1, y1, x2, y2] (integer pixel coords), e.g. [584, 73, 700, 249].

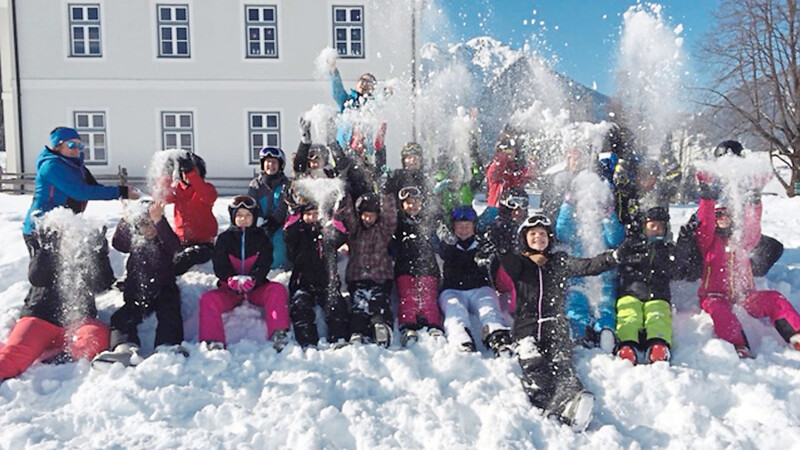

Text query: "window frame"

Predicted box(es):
[73, 111, 108, 166]
[248, 111, 281, 164]
[244, 5, 279, 59]
[157, 4, 191, 58]
[161, 111, 194, 152]
[332, 5, 365, 59]
[68, 3, 102, 57]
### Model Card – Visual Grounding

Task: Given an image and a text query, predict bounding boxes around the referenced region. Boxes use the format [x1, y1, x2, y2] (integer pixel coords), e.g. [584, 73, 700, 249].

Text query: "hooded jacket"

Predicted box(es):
[165, 170, 218, 245]
[248, 172, 289, 235]
[212, 213, 274, 286]
[340, 193, 397, 283]
[284, 217, 348, 292]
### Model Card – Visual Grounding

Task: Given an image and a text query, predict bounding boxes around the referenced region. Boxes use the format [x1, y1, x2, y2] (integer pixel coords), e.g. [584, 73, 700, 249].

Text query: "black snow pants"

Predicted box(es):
[109, 283, 183, 349]
[348, 280, 394, 341]
[290, 286, 350, 346]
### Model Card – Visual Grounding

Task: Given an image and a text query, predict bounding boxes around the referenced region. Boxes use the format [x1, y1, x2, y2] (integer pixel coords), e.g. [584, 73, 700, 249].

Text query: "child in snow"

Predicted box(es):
[384, 142, 430, 203]
[93, 200, 185, 367]
[198, 195, 290, 351]
[695, 172, 800, 357]
[615, 206, 687, 364]
[0, 226, 110, 381]
[392, 185, 443, 346]
[248, 147, 291, 270]
[339, 192, 398, 346]
[284, 201, 351, 347]
[498, 213, 643, 431]
[163, 152, 219, 275]
[485, 132, 536, 208]
[555, 174, 625, 351]
[437, 205, 512, 354]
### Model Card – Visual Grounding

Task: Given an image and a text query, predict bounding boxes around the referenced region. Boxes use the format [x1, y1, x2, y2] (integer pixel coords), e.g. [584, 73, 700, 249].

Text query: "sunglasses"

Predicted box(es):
[230, 195, 257, 210]
[398, 186, 422, 200]
[500, 196, 529, 210]
[451, 207, 477, 222]
[359, 76, 376, 86]
[65, 141, 85, 150]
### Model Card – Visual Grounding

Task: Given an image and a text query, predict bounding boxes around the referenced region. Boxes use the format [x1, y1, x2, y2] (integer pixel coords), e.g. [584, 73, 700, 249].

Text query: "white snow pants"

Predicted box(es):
[438, 286, 508, 347]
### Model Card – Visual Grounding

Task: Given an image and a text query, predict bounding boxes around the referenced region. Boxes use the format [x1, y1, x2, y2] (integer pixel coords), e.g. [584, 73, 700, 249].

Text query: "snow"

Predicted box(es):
[1, 179, 800, 447]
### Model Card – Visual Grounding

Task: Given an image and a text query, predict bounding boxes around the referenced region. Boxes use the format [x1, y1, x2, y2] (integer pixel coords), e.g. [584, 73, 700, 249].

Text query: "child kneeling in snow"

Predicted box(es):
[498, 213, 643, 431]
[93, 200, 185, 368]
[437, 205, 512, 355]
[198, 195, 290, 351]
[284, 202, 351, 347]
[695, 173, 800, 358]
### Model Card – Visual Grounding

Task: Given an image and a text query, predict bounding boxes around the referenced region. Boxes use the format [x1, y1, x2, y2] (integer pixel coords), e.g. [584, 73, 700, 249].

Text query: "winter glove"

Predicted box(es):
[227, 275, 254, 293]
[679, 216, 699, 240]
[299, 116, 312, 144]
[613, 238, 647, 264]
[696, 172, 721, 199]
[227, 276, 242, 292]
[433, 178, 452, 194]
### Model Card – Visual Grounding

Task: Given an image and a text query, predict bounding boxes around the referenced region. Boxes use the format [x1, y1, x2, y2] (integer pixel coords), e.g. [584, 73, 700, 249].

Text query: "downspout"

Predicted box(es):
[11, 0, 24, 172]
[410, 0, 418, 141]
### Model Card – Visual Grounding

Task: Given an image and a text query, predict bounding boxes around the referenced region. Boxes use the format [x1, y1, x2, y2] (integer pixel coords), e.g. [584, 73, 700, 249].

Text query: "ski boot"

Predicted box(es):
[374, 323, 392, 348]
[483, 328, 514, 357]
[560, 390, 595, 432]
[401, 328, 419, 347]
[272, 329, 289, 353]
[92, 343, 144, 369]
[349, 333, 365, 345]
[735, 344, 754, 359]
[646, 343, 670, 363]
[598, 328, 617, 354]
[42, 352, 75, 365]
[158, 344, 190, 357]
[617, 345, 637, 365]
[203, 341, 225, 351]
[460, 327, 477, 352]
[428, 328, 444, 339]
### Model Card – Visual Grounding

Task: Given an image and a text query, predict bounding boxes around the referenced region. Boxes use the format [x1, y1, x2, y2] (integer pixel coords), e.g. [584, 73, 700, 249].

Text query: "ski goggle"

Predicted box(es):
[65, 141, 85, 150]
[523, 215, 551, 229]
[230, 195, 257, 210]
[500, 195, 529, 210]
[259, 147, 284, 161]
[451, 206, 477, 222]
[398, 186, 422, 200]
[358, 74, 376, 86]
[715, 207, 729, 217]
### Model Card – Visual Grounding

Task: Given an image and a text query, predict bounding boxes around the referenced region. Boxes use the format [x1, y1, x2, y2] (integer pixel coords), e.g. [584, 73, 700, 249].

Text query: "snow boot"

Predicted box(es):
[460, 327, 477, 352]
[204, 341, 225, 351]
[428, 328, 444, 338]
[617, 345, 637, 365]
[790, 333, 800, 351]
[272, 329, 289, 353]
[401, 328, 418, 347]
[483, 329, 514, 357]
[331, 338, 349, 349]
[735, 344, 754, 359]
[158, 344, 189, 357]
[560, 390, 595, 432]
[42, 352, 75, 365]
[92, 343, 143, 369]
[349, 333, 365, 345]
[647, 343, 671, 363]
[598, 328, 617, 354]
[374, 323, 392, 348]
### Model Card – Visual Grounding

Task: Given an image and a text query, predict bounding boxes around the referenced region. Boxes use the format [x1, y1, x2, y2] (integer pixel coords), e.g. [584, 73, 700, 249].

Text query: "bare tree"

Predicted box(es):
[700, 0, 800, 197]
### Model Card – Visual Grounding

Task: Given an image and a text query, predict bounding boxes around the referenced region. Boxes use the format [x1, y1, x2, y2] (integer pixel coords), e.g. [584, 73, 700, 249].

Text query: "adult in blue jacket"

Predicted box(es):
[22, 127, 136, 254]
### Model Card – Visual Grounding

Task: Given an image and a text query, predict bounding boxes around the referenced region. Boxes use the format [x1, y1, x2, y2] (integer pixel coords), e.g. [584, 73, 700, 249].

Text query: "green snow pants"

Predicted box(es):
[615, 296, 672, 348]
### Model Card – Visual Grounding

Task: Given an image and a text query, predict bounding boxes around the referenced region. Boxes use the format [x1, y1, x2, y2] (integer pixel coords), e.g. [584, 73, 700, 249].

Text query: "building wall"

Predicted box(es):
[12, 0, 416, 177]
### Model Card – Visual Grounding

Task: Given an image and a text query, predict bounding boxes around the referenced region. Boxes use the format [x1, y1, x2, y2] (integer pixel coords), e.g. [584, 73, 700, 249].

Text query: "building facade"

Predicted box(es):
[0, 0, 420, 177]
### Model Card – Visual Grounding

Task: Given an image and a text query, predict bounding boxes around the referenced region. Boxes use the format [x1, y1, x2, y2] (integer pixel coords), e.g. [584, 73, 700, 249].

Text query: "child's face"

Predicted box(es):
[308, 157, 323, 170]
[302, 209, 320, 224]
[402, 154, 422, 171]
[234, 208, 254, 228]
[644, 219, 665, 238]
[360, 211, 378, 227]
[453, 220, 475, 241]
[716, 213, 732, 230]
[263, 157, 280, 175]
[136, 220, 157, 240]
[402, 197, 422, 216]
[526, 227, 549, 251]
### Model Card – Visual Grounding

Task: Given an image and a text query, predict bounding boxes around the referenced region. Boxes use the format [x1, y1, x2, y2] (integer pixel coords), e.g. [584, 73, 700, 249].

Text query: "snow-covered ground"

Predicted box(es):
[0, 176, 799, 449]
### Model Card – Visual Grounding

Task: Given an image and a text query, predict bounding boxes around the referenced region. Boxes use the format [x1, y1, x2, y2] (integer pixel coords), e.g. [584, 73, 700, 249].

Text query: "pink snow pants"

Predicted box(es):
[0, 316, 109, 380]
[396, 275, 442, 329]
[700, 290, 800, 347]
[198, 282, 289, 345]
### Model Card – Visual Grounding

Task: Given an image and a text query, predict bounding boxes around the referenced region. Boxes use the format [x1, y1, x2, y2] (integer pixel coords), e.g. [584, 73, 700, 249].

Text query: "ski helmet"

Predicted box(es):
[644, 206, 670, 223]
[401, 142, 423, 158]
[259, 146, 286, 172]
[355, 193, 381, 215]
[499, 188, 529, 211]
[228, 194, 260, 223]
[398, 185, 423, 201]
[450, 205, 478, 225]
[191, 153, 207, 179]
[518, 213, 554, 252]
[714, 140, 744, 158]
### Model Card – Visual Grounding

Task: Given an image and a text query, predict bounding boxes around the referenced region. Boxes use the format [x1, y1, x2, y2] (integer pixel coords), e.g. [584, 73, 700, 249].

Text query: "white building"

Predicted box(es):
[0, 0, 421, 178]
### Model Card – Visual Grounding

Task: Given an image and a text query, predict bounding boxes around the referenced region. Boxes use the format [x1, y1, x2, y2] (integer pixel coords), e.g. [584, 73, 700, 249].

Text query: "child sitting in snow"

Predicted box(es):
[284, 200, 351, 347]
[93, 200, 185, 367]
[392, 185, 443, 346]
[198, 195, 290, 351]
[498, 213, 643, 431]
[615, 206, 687, 364]
[437, 205, 512, 355]
[695, 172, 800, 358]
[339, 192, 398, 346]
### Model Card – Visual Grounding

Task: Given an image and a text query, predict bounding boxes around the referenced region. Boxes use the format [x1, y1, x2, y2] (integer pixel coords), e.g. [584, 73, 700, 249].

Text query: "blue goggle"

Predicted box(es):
[259, 147, 283, 160]
[451, 207, 477, 222]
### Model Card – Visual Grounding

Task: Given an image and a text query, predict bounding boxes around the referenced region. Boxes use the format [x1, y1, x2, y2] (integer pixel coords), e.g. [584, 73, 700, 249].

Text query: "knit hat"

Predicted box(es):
[49, 127, 81, 149]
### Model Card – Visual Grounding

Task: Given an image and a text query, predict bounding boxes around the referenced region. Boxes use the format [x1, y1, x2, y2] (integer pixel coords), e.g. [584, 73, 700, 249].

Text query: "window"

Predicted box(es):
[332, 5, 364, 58]
[245, 5, 278, 58]
[161, 112, 194, 151]
[248, 112, 280, 163]
[69, 4, 101, 57]
[157, 4, 190, 57]
[73, 112, 107, 165]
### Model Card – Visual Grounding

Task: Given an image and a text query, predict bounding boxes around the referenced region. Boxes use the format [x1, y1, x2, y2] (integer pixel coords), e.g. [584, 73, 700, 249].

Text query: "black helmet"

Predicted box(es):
[714, 140, 744, 158]
[228, 194, 260, 223]
[355, 193, 380, 215]
[191, 153, 207, 179]
[499, 188, 529, 211]
[644, 206, 670, 223]
[518, 213, 554, 252]
[450, 205, 478, 224]
[259, 147, 286, 172]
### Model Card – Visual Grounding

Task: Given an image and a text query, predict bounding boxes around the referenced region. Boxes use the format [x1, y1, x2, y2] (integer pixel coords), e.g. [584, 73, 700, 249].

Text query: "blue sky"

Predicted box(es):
[437, 0, 720, 96]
